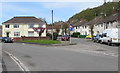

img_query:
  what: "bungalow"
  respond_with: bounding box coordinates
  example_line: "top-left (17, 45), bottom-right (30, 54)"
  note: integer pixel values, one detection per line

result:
top-left (47, 21), bottom-right (68, 35)
top-left (2, 16), bottom-right (46, 38)
top-left (47, 24), bottom-right (62, 35)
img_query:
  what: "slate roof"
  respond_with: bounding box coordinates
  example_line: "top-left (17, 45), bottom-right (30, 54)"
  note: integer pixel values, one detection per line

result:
top-left (2, 16), bottom-right (44, 24)
top-left (46, 25), bottom-right (61, 29)
top-left (85, 16), bottom-right (104, 26)
top-left (103, 13), bottom-right (119, 23)
top-left (74, 20), bottom-right (88, 26)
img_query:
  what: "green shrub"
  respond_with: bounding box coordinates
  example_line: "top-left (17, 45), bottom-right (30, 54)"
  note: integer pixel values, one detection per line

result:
top-left (72, 32), bottom-right (80, 37)
top-left (47, 32), bottom-right (58, 40)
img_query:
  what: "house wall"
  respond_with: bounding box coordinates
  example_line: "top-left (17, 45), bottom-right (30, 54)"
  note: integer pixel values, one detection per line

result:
top-left (0, 29), bottom-right (2, 37)
top-left (93, 21), bottom-right (119, 35)
top-left (73, 26), bottom-right (90, 35)
top-left (2, 23), bottom-right (46, 38)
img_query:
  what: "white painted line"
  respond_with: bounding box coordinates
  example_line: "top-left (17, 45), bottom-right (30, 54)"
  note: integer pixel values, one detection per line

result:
top-left (78, 50), bottom-right (118, 57)
top-left (3, 51), bottom-right (30, 72)
top-left (22, 43), bottom-right (26, 45)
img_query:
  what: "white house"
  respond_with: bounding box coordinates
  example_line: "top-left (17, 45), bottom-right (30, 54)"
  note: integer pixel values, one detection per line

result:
top-left (2, 16), bottom-right (47, 38)
top-left (73, 13), bottom-right (120, 36)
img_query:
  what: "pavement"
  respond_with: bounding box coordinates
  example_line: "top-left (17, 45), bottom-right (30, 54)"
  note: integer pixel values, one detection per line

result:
top-left (2, 38), bottom-right (118, 71)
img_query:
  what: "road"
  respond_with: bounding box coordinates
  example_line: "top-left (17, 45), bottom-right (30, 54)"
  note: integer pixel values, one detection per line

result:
top-left (2, 38), bottom-right (118, 71)
top-left (0, 43), bottom-right (2, 72)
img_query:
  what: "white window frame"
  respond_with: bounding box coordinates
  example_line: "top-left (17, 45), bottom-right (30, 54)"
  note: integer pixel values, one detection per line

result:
top-left (28, 24), bottom-right (34, 28)
top-left (39, 24), bottom-right (42, 27)
top-left (14, 32), bottom-right (20, 37)
top-left (28, 31), bottom-right (34, 37)
top-left (14, 24), bottom-right (19, 28)
top-left (5, 24), bottom-right (10, 28)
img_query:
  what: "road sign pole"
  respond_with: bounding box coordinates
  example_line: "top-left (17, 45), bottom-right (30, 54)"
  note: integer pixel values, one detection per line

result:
top-left (70, 31), bottom-right (71, 44)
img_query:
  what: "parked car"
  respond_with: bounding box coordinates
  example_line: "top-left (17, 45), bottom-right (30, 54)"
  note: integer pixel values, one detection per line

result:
top-left (61, 35), bottom-right (70, 41)
top-left (99, 28), bottom-right (120, 46)
top-left (93, 34), bottom-right (102, 43)
top-left (2, 37), bottom-right (13, 43)
top-left (86, 35), bottom-right (94, 39)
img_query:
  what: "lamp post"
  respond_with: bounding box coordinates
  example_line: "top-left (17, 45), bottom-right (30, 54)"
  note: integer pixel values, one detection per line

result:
top-left (52, 10), bottom-right (54, 40)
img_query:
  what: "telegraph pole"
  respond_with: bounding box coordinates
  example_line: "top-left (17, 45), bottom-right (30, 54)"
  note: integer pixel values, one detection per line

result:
top-left (52, 10), bottom-right (54, 40)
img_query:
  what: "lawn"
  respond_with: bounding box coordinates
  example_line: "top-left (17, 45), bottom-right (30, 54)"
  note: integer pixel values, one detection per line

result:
top-left (17, 40), bottom-right (61, 44)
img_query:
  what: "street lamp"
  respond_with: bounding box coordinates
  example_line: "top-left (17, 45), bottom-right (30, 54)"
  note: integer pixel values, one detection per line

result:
top-left (52, 10), bottom-right (54, 40)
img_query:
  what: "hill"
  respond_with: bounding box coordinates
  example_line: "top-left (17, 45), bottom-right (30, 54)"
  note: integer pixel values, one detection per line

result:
top-left (68, 2), bottom-right (120, 24)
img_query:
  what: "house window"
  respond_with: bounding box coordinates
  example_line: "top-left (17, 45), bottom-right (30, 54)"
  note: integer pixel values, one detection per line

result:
top-left (14, 24), bottom-right (19, 28)
top-left (101, 24), bottom-right (103, 27)
top-left (76, 27), bottom-right (77, 29)
top-left (28, 31), bottom-right (34, 37)
top-left (14, 32), bottom-right (20, 37)
top-left (5, 24), bottom-right (10, 28)
top-left (28, 24), bottom-right (34, 28)
top-left (84, 26), bottom-right (87, 29)
top-left (39, 24), bottom-right (42, 27)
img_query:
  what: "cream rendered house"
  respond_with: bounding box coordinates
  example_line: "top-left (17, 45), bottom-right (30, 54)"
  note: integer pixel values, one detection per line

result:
top-left (73, 20), bottom-right (89, 35)
top-left (93, 13), bottom-right (120, 35)
top-left (2, 16), bottom-right (46, 38)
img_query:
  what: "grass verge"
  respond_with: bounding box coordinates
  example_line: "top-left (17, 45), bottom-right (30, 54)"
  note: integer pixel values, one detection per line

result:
top-left (17, 40), bottom-right (61, 44)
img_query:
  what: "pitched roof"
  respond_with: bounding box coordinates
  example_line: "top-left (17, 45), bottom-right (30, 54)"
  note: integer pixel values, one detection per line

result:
top-left (74, 20), bottom-right (88, 26)
top-left (2, 16), bottom-right (44, 24)
top-left (85, 16), bottom-right (104, 26)
top-left (47, 25), bottom-right (61, 29)
top-left (103, 13), bottom-right (119, 23)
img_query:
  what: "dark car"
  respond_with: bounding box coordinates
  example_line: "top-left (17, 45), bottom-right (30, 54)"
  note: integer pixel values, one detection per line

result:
top-left (61, 35), bottom-right (70, 41)
top-left (2, 37), bottom-right (13, 43)
top-left (93, 34), bottom-right (102, 43)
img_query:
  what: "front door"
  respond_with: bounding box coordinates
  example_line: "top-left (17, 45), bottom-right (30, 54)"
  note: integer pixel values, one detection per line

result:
top-left (6, 32), bottom-right (10, 37)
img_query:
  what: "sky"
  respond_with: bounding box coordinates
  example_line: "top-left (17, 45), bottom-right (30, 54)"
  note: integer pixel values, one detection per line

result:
top-left (0, 2), bottom-right (106, 24)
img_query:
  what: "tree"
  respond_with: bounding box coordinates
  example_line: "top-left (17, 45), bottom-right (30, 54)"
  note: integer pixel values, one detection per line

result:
top-left (89, 24), bottom-right (94, 40)
top-left (56, 29), bottom-right (60, 34)
top-left (62, 22), bottom-right (69, 35)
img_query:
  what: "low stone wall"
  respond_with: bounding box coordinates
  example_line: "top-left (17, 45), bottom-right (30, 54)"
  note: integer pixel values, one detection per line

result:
top-left (13, 37), bottom-right (50, 41)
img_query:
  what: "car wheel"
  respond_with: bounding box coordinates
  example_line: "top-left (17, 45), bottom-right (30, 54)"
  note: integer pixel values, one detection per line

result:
top-left (4, 41), bottom-right (6, 43)
top-left (97, 40), bottom-right (100, 43)
top-left (108, 41), bottom-right (112, 46)
top-left (93, 40), bottom-right (96, 42)
top-left (100, 40), bottom-right (103, 44)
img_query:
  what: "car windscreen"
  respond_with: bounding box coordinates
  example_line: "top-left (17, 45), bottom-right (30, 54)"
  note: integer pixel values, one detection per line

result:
top-left (2, 37), bottom-right (10, 39)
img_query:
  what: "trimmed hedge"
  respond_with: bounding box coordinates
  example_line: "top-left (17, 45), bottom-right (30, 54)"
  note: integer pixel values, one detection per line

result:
top-left (47, 32), bottom-right (58, 40)
top-left (71, 32), bottom-right (80, 37)
top-left (79, 35), bottom-right (87, 38)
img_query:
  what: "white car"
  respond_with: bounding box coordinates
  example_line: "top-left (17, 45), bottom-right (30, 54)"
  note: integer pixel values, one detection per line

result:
top-left (99, 28), bottom-right (120, 46)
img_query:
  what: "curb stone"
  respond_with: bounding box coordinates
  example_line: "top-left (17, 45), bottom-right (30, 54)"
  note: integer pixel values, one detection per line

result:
top-left (15, 42), bottom-right (77, 46)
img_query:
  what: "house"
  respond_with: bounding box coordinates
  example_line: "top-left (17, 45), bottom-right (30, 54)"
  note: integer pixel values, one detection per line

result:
top-left (73, 20), bottom-right (89, 35)
top-left (93, 13), bottom-right (120, 35)
top-left (47, 24), bottom-right (62, 35)
top-left (73, 13), bottom-right (120, 36)
top-left (0, 25), bottom-right (2, 37)
top-left (47, 21), bottom-right (67, 35)
top-left (2, 16), bottom-right (46, 38)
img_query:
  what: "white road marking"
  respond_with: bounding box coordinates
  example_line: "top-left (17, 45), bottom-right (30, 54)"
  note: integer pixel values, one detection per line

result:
top-left (3, 51), bottom-right (30, 72)
top-left (22, 43), bottom-right (26, 45)
top-left (68, 48), bottom-right (118, 57)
